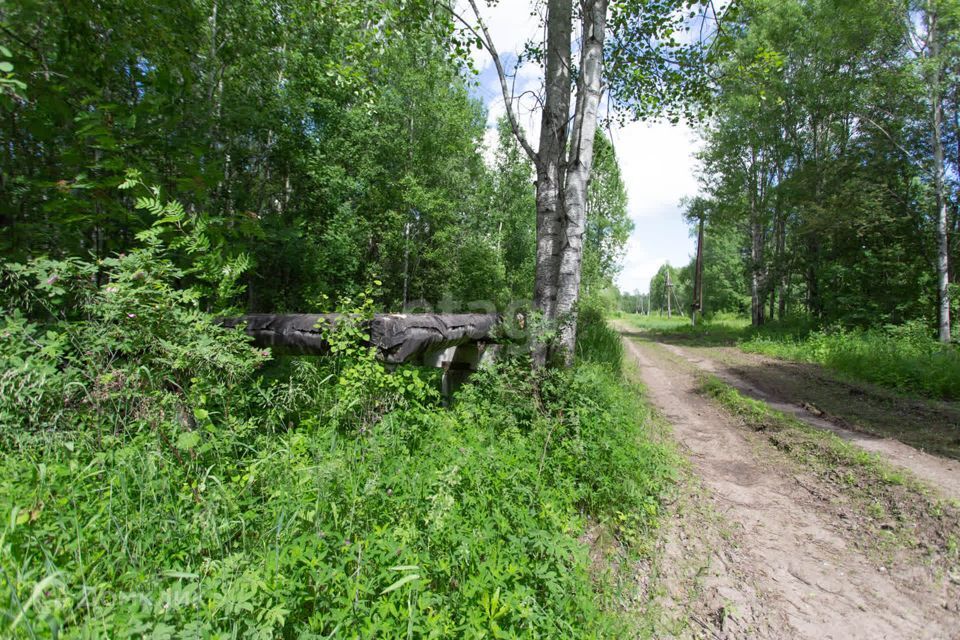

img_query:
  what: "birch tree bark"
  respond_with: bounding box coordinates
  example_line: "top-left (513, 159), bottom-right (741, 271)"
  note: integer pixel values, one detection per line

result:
top-left (749, 162), bottom-right (765, 327)
top-left (532, 0), bottom-right (572, 366)
top-left (554, 0), bottom-right (609, 364)
top-left (462, 0), bottom-right (710, 366)
top-left (928, 2), bottom-right (952, 342)
top-left (464, 0), bottom-right (576, 366)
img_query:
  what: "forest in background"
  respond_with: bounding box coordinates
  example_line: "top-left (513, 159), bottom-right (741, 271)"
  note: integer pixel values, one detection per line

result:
top-left (627, 0), bottom-right (960, 340)
top-left (0, 1), bottom-right (678, 636)
top-left (4, 0), bottom-right (960, 636)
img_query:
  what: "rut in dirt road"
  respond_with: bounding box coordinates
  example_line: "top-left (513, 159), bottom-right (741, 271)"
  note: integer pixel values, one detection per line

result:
top-left (623, 335), bottom-right (960, 639)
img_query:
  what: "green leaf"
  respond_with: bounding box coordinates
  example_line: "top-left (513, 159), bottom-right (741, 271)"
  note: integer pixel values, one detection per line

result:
top-left (380, 573), bottom-right (420, 595)
top-left (162, 570), bottom-right (199, 579)
top-left (175, 431), bottom-right (200, 450)
top-left (0, 62), bottom-right (13, 73)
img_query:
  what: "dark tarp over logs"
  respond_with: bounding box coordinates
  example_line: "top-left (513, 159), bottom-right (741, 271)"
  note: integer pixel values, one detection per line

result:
top-left (219, 313), bottom-right (502, 365)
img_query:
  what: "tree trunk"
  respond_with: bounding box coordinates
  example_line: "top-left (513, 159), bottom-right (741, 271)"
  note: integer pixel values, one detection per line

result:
top-left (554, 0), bottom-right (608, 364)
top-left (750, 225), bottom-right (764, 327)
top-left (692, 215), bottom-right (705, 322)
top-left (749, 150), bottom-right (765, 327)
top-left (773, 171), bottom-right (787, 321)
top-left (666, 270), bottom-right (673, 318)
top-left (531, 0), bottom-right (573, 366)
top-left (929, 3), bottom-right (951, 342)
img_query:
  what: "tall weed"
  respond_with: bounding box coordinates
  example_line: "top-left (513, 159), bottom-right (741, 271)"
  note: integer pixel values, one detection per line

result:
top-left (741, 321), bottom-right (960, 400)
top-left (576, 298), bottom-right (624, 371)
top-left (0, 184), bottom-right (673, 636)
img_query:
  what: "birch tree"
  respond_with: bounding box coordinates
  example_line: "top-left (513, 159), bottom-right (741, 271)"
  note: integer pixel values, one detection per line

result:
top-left (908, 0), bottom-right (960, 342)
top-left (462, 0), bottom-right (724, 365)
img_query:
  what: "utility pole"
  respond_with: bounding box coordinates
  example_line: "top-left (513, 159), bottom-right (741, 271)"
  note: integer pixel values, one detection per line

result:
top-left (666, 270), bottom-right (673, 319)
top-left (692, 214), bottom-right (705, 326)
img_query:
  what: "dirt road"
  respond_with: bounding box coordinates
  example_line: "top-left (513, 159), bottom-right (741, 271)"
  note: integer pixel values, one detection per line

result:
top-left (621, 330), bottom-right (960, 639)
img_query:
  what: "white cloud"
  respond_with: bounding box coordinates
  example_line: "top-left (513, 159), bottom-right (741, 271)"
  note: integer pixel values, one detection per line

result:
top-left (458, 0), bottom-right (541, 74)
top-left (611, 121), bottom-right (703, 292)
top-left (611, 122), bottom-right (701, 218)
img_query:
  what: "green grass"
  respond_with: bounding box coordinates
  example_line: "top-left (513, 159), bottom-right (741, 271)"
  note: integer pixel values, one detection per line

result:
top-left (623, 313), bottom-right (960, 401)
top-left (577, 304), bottom-right (625, 370)
top-left (620, 313), bottom-right (753, 346)
top-left (701, 375), bottom-right (960, 566)
top-left (0, 315), bottom-right (674, 637)
top-left (740, 324), bottom-right (960, 400)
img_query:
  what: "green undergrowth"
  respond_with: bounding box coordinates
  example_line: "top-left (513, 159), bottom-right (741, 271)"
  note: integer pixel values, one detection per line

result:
top-left (740, 323), bottom-right (960, 401)
top-left (624, 313), bottom-right (960, 401)
top-left (576, 303), bottom-right (625, 371)
top-left (700, 375), bottom-right (960, 568)
top-left (1, 359), bottom-right (673, 638)
top-left (0, 188), bottom-right (674, 637)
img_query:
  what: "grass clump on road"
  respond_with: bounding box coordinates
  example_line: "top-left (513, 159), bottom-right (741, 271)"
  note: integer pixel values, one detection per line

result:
top-left (700, 375), bottom-right (960, 570)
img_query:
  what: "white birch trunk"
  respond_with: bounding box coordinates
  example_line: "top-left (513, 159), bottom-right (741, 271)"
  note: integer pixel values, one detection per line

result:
top-left (554, 0), bottom-right (608, 364)
top-left (929, 3), bottom-right (951, 342)
top-left (531, 0), bottom-right (572, 366)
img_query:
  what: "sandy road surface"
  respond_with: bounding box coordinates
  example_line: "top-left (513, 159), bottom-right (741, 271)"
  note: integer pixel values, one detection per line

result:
top-left (621, 331), bottom-right (959, 639)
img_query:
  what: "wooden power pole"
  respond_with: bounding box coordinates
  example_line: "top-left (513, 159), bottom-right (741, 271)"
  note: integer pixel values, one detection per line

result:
top-left (692, 215), bottom-right (705, 326)
top-left (666, 270), bottom-right (673, 318)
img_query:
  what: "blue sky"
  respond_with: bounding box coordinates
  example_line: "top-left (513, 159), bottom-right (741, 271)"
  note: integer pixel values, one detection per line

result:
top-left (462, 1), bottom-right (701, 294)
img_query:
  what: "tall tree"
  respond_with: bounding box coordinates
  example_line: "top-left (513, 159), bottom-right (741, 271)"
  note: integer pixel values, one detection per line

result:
top-left (583, 130), bottom-right (632, 292)
top-left (908, 0), bottom-right (960, 341)
top-left (462, 0), bottom-right (723, 364)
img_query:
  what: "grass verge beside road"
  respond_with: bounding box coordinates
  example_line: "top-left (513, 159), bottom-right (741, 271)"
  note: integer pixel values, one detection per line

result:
top-left (622, 314), bottom-right (960, 401)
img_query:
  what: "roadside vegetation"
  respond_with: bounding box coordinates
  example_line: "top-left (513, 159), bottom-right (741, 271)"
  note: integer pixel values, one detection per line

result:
top-left (619, 0), bottom-right (960, 400)
top-left (0, 192), bottom-right (673, 637)
top-left (0, 0), bottom-right (698, 635)
top-left (622, 314), bottom-right (960, 401)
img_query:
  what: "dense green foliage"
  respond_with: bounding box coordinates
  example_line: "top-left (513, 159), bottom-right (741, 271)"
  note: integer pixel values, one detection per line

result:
top-left (741, 322), bottom-right (960, 400)
top-left (0, 2), bottom-right (658, 633)
top-left (643, 0), bottom-right (960, 338)
top-left (0, 189), bottom-right (672, 637)
top-left (0, 0), bottom-right (632, 312)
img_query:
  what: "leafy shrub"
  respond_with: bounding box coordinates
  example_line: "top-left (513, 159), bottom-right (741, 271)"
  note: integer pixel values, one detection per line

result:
top-left (0, 183), bottom-right (264, 443)
top-left (0, 184), bottom-right (674, 637)
top-left (0, 360), bottom-right (672, 637)
top-left (576, 298), bottom-right (624, 371)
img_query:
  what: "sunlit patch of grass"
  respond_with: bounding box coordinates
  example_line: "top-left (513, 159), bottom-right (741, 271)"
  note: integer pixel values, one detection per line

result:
top-left (740, 322), bottom-right (960, 400)
top-left (625, 313), bottom-right (960, 400)
top-left (0, 328), bottom-right (677, 638)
